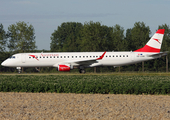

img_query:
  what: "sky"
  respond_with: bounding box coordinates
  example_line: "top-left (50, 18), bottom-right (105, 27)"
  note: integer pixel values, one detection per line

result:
top-left (0, 0), bottom-right (170, 50)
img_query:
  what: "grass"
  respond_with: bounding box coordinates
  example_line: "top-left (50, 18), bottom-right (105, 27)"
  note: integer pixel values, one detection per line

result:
top-left (0, 73), bottom-right (170, 94)
top-left (1, 72), bottom-right (170, 76)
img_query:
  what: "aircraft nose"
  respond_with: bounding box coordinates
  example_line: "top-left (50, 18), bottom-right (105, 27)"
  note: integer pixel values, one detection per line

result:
top-left (1, 61), bottom-right (6, 66)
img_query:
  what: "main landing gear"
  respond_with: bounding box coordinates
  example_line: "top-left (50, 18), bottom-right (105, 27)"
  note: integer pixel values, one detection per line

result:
top-left (79, 69), bottom-right (86, 73)
top-left (79, 66), bottom-right (86, 73)
top-left (35, 67), bottom-right (40, 72)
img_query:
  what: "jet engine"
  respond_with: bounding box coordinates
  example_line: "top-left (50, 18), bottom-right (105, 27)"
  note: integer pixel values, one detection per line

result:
top-left (57, 64), bottom-right (73, 71)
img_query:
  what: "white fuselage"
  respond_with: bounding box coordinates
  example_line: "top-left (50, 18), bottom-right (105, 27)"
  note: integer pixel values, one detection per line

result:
top-left (1, 51), bottom-right (159, 68)
top-left (1, 29), bottom-right (165, 72)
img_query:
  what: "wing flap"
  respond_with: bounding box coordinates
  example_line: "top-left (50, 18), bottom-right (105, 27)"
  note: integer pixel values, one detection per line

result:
top-left (53, 51), bottom-right (106, 67)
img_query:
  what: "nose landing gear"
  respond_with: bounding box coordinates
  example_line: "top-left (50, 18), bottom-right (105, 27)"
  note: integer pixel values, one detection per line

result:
top-left (79, 66), bottom-right (86, 73)
top-left (16, 67), bottom-right (21, 73)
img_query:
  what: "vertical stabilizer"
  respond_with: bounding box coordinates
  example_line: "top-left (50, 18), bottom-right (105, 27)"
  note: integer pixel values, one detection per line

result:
top-left (134, 29), bottom-right (165, 53)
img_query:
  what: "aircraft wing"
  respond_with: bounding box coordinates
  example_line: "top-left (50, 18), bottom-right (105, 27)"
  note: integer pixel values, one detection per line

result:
top-left (53, 51), bottom-right (106, 67)
top-left (148, 51), bottom-right (168, 57)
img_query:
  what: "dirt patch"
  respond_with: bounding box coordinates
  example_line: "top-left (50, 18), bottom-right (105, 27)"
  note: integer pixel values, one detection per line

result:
top-left (0, 93), bottom-right (170, 120)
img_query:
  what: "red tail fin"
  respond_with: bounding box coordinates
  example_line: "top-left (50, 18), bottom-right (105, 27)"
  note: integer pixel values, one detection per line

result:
top-left (134, 29), bottom-right (165, 53)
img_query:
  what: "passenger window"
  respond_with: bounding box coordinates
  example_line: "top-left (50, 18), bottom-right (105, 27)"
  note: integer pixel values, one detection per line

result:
top-left (64, 56), bottom-right (66, 58)
top-left (86, 56), bottom-right (88, 58)
top-left (127, 55), bottom-right (128, 57)
top-left (79, 56), bottom-right (81, 58)
top-left (120, 55), bottom-right (121, 57)
top-left (68, 56), bottom-right (69, 58)
top-left (72, 56), bottom-right (74, 58)
top-left (116, 55), bottom-right (118, 57)
top-left (60, 56), bottom-right (62, 58)
top-left (109, 55), bottom-right (111, 57)
top-left (113, 55), bottom-right (114, 57)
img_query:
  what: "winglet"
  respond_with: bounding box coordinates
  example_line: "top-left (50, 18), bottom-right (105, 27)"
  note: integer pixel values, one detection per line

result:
top-left (97, 51), bottom-right (106, 60)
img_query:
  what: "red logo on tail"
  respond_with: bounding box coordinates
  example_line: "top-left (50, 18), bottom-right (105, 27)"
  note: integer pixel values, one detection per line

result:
top-left (153, 38), bottom-right (161, 44)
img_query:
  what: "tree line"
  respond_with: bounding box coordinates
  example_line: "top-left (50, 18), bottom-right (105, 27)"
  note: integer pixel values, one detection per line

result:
top-left (0, 21), bottom-right (170, 73)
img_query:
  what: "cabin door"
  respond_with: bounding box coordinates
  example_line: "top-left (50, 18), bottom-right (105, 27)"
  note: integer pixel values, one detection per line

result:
top-left (131, 52), bottom-right (135, 61)
top-left (21, 54), bottom-right (26, 63)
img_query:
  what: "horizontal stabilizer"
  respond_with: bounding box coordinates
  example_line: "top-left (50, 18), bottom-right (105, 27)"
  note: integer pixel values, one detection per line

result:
top-left (148, 51), bottom-right (168, 57)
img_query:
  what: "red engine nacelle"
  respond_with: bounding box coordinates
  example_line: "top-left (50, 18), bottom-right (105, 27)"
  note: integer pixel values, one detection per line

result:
top-left (58, 64), bottom-right (71, 71)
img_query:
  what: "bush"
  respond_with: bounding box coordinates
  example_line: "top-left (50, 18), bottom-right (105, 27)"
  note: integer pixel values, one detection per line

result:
top-left (0, 75), bottom-right (170, 95)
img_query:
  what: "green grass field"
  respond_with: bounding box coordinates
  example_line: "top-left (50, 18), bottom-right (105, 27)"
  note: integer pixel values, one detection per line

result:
top-left (1, 72), bottom-right (170, 76)
top-left (0, 73), bottom-right (170, 94)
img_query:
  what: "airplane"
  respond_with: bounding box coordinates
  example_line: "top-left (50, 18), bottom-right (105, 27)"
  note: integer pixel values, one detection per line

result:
top-left (1, 29), bottom-right (167, 73)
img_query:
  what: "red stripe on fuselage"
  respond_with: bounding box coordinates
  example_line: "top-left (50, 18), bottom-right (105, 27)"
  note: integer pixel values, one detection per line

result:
top-left (134, 45), bottom-right (160, 53)
top-left (29, 55), bottom-right (39, 61)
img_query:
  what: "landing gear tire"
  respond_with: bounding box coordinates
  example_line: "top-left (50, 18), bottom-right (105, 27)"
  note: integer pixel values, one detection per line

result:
top-left (35, 67), bottom-right (40, 72)
top-left (16, 67), bottom-right (21, 74)
top-left (79, 69), bottom-right (86, 74)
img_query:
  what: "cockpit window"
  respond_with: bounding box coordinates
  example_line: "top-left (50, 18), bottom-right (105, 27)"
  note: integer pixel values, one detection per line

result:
top-left (9, 56), bottom-right (16, 59)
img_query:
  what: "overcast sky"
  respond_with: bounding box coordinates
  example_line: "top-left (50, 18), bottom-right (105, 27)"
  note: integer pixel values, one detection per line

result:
top-left (0, 0), bottom-right (170, 50)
